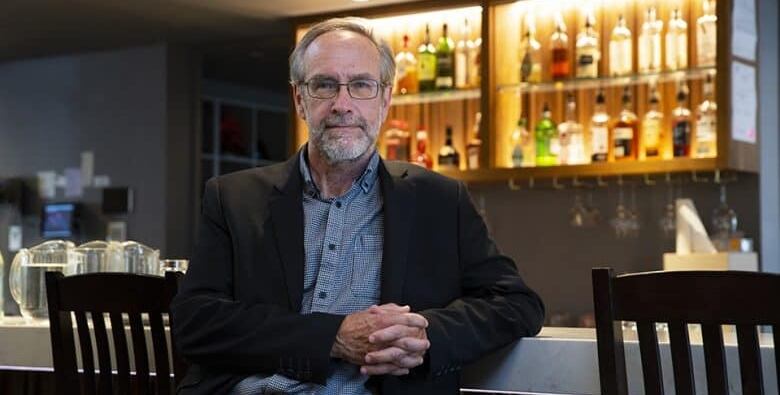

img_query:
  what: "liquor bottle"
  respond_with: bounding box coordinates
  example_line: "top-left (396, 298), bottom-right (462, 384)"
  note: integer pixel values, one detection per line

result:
top-left (609, 14), bottom-right (633, 76)
top-left (591, 89), bottom-right (610, 162)
top-left (520, 16), bottom-right (542, 83)
top-left (666, 9), bottom-right (688, 70)
top-left (551, 13), bottom-right (570, 80)
top-left (511, 117), bottom-right (528, 168)
top-left (394, 34), bottom-right (419, 95)
top-left (697, 0), bottom-right (718, 67)
top-left (558, 93), bottom-right (586, 165)
top-left (695, 74), bottom-right (718, 157)
top-left (642, 86), bottom-right (664, 158)
top-left (613, 87), bottom-right (638, 160)
top-left (466, 112), bottom-right (482, 170)
top-left (438, 126), bottom-right (460, 170)
top-left (418, 25), bottom-right (437, 92)
top-left (672, 84), bottom-right (693, 157)
top-left (576, 12), bottom-right (600, 78)
top-left (383, 120), bottom-right (411, 161)
top-left (639, 7), bottom-right (663, 73)
top-left (413, 129), bottom-right (433, 169)
top-left (435, 23), bottom-right (455, 90)
top-left (455, 18), bottom-right (474, 89)
top-left (468, 34), bottom-right (482, 88)
top-left (535, 103), bottom-right (558, 166)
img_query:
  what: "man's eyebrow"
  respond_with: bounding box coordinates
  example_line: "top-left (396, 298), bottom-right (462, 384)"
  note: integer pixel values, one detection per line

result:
top-left (307, 73), bottom-right (377, 81)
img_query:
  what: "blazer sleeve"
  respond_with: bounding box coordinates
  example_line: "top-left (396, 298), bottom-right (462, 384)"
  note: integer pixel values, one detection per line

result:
top-left (170, 177), bottom-right (344, 384)
top-left (417, 181), bottom-right (545, 377)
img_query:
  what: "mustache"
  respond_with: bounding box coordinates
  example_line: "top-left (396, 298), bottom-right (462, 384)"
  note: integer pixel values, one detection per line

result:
top-left (320, 114), bottom-right (367, 130)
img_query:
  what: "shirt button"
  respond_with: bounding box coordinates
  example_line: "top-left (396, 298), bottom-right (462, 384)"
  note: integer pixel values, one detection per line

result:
top-left (318, 291), bottom-right (327, 299)
top-left (328, 243), bottom-right (336, 250)
top-left (335, 201), bottom-right (342, 208)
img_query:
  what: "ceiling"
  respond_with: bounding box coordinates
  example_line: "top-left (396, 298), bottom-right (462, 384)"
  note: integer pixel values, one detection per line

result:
top-left (0, 0), bottom-right (418, 91)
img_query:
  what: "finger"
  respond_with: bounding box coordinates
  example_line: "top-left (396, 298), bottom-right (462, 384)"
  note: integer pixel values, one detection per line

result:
top-left (368, 304), bottom-right (410, 314)
top-left (360, 363), bottom-right (408, 376)
top-left (394, 354), bottom-right (425, 369)
top-left (364, 346), bottom-right (406, 364)
top-left (369, 324), bottom-right (423, 344)
top-left (391, 337), bottom-right (430, 353)
top-left (376, 313), bottom-right (428, 330)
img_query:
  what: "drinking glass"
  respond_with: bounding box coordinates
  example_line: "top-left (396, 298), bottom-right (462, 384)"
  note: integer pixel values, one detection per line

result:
top-left (159, 259), bottom-right (189, 275)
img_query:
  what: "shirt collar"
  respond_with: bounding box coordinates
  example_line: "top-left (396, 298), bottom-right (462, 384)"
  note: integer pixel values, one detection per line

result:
top-left (299, 145), bottom-right (381, 199)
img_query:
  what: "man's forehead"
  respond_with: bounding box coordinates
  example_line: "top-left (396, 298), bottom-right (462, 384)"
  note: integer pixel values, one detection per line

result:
top-left (302, 30), bottom-right (381, 79)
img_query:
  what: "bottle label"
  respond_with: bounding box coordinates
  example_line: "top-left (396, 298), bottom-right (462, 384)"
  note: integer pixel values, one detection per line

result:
top-left (436, 54), bottom-right (454, 87)
top-left (467, 148), bottom-right (479, 170)
top-left (455, 51), bottom-right (468, 88)
top-left (418, 54), bottom-right (437, 81)
top-left (614, 127), bottom-right (633, 139)
top-left (697, 28), bottom-right (717, 66)
top-left (591, 126), bottom-right (608, 155)
top-left (643, 120), bottom-right (661, 147)
top-left (696, 116), bottom-right (717, 141)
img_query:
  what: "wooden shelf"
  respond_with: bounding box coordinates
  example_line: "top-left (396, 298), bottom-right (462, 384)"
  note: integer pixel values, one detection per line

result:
top-left (391, 88), bottom-right (480, 105)
top-left (438, 158), bottom-right (720, 183)
top-left (497, 67), bottom-right (717, 95)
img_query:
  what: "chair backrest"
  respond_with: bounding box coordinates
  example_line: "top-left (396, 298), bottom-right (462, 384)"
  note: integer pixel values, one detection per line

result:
top-left (46, 271), bottom-right (185, 395)
top-left (592, 267), bottom-right (780, 395)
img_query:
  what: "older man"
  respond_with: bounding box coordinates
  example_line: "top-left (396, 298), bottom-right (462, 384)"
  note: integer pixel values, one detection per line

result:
top-left (171, 18), bottom-right (544, 395)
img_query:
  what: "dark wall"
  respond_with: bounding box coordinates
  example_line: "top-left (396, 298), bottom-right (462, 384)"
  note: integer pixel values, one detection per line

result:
top-left (471, 174), bottom-right (759, 326)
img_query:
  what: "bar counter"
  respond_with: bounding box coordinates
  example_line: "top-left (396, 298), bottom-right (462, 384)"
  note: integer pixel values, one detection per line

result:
top-left (0, 318), bottom-right (775, 394)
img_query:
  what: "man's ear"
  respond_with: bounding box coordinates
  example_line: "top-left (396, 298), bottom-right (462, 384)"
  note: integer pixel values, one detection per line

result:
top-left (292, 84), bottom-right (306, 120)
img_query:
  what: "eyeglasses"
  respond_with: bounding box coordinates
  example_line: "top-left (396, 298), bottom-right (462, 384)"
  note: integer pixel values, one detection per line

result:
top-left (301, 78), bottom-right (383, 100)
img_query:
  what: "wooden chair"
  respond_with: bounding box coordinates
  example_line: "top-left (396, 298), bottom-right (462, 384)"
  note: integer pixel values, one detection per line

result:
top-left (45, 271), bottom-right (185, 395)
top-left (592, 267), bottom-right (780, 395)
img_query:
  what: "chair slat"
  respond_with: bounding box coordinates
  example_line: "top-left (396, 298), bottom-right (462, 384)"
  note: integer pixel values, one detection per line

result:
top-left (701, 324), bottom-right (728, 395)
top-left (150, 312), bottom-right (172, 395)
top-left (592, 268), bottom-right (628, 395)
top-left (636, 321), bottom-right (664, 395)
top-left (775, 325), bottom-right (780, 393)
top-left (74, 311), bottom-right (97, 395)
top-left (129, 312), bottom-right (151, 393)
top-left (668, 322), bottom-right (695, 395)
top-left (109, 312), bottom-right (131, 394)
top-left (736, 324), bottom-right (764, 395)
top-left (90, 311), bottom-right (114, 394)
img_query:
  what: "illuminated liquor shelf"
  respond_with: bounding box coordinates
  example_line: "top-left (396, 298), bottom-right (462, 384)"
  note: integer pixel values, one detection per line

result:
top-left (391, 88), bottom-right (480, 106)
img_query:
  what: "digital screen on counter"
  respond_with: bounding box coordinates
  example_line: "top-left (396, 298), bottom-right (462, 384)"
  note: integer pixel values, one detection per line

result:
top-left (41, 203), bottom-right (78, 238)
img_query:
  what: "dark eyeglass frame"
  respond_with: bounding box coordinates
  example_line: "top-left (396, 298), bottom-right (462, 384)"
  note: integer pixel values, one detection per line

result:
top-left (300, 78), bottom-right (385, 100)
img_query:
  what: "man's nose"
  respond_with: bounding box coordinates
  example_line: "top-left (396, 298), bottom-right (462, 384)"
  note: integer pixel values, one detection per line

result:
top-left (331, 85), bottom-right (353, 113)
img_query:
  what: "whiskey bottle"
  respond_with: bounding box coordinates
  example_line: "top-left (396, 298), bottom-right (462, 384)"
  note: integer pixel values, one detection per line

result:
top-left (697, 0), bottom-right (718, 67)
top-left (418, 25), bottom-right (437, 92)
top-left (642, 86), bottom-right (664, 158)
top-left (413, 129), bottom-right (433, 169)
top-left (438, 126), bottom-right (460, 170)
top-left (639, 7), bottom-right (663, 73)
top-left (520, 16), bottom-right (542, 83)
top-left (576, 12), bottom-right (600, 78)
top-left (466, 112), bottom-right (482, 170)
top-left (613, 87), bottom-right (638, 160)
top-left (558, 93), bottom-right (586, 165)
top-left (551, 13), bottom-right (570, 80)
top-left (435, 23), bottom-right (455, 90)
top-left (394, 34), bottom-right (419, 95)
top-left (672, 84), bottom-right (693, 157)
top-left (383, 120), bottom-right (411, 161)
top-left (695, 74), bottom-right (718, 157)
top-left (591, 89), bottom-right (610, 162)
top-left (535, 103), bottom-right (558, 166)
top-left (666, 9), bottom-right (688, 70)
top-left (609, 14), bottom-right (633, 76)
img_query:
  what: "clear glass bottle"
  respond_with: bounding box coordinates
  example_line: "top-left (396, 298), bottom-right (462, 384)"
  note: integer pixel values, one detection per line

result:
top-left (591, 89), bottom-right (610, 162)
top-left (466, 112), bottom-right (482, 170)
top-left (697, 0), bottom-right (718, 67)
top-left (672, 84), bottom-right (693, 157)
top-left (468, 32), bottom-right (482, 88)
top-left (696, 74), bottom-right (718, 157)
top-left (520, 15), bottom-right (542, 83)
top-left (558, 93), bottom-right (586, 165)
top-left (609, 14), bottom-right (633, 77)
top-left (511, 118), bottom-right (525, 168)
top-left (666, 9), bottom-right (689, 70)
top-left (613, 87), bottom-right (638, 160)
top-left (435, 23), bottom-right (455, 90)
top-left (413, 129), bottom-right (433, 169)
top-left (438, 125), bottom-right (460, 170)
top-left (455, 18), bottom-right (474, 89)
top-left (551, 13), bottom-right (570, 80)
top-left (639, 7), bottom-right (663, 73)
top-left (418, 25), bottom-right (437, 92)
top-left (642, 86), bottom-right (664, 158)
top-left (535, 103), bottom-right (558, 166)
top-left (394, 34), bottom-right (419, 95)
top-left (576, 12), bottom-right (600, 78)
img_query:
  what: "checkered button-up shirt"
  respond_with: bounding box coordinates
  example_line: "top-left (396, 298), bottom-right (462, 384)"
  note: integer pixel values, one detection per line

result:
top-left (232, 150), bottom-right (383, 395)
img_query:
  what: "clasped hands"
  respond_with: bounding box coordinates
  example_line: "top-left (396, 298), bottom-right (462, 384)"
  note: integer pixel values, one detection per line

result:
top-left (331, 303), bottom-right (430, 376)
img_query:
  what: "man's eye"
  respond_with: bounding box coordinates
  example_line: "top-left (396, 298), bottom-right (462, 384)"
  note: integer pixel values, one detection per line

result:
top-left (313, 80), bottom-right (338, 90)
top-left (351, 80), bottom-right (372, 89)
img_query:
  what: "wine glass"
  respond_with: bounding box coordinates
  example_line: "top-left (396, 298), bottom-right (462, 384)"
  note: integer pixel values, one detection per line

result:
top-left (611, 180), bottom-right (631, 238)
top-left (658, 179), bottom-right (676, 237)
top-left (711, 184), bottom-right (738, 250)
top-left (570, 191), bottom-right (589, 228)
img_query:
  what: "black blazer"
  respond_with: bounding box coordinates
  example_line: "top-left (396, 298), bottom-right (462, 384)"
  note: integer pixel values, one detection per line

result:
top-left (171, 154), bottom-right (544, 394)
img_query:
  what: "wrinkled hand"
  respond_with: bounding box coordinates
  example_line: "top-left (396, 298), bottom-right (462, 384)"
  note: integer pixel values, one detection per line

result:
top-left (331, 304), bottom-right (428, 371)
top-left (360, 304), bottom-right (430, 376)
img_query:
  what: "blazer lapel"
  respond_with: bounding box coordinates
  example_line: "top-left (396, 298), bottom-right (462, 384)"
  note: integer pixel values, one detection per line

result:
top-left (268, 155), bottom-right (305, 311)
top-left (379, 163), bottom-right (416, 304)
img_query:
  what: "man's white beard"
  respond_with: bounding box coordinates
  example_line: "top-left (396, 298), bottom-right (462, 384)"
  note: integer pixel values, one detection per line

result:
top-left (309, 114), bottom-right (378, 164)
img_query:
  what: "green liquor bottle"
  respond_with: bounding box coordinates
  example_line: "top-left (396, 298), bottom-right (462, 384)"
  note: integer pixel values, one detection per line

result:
top-left (535, 103), bottom-right (558, 166)
top-left (418, 24), bottom-right (437, 92)
top-left (435, 23), bottom-right (455, 90)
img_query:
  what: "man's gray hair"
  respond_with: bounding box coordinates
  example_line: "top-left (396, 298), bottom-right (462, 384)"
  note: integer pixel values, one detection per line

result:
top-left (289, 17), bottom-right (396, 87)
